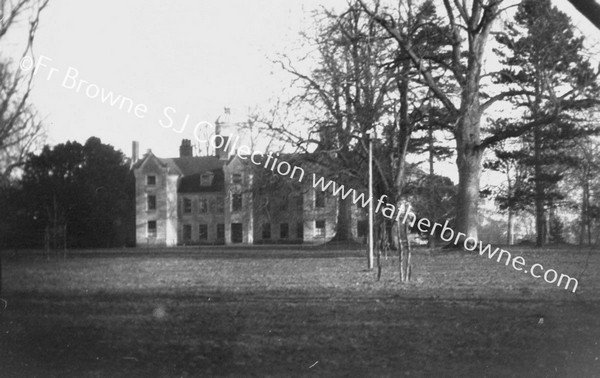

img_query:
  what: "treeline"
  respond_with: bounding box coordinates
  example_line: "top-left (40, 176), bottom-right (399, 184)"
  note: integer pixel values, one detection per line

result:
top-left (0, 137), bottom-right (135, 249)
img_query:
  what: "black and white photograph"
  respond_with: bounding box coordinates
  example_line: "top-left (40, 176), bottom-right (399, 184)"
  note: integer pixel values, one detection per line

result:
top-left (1, 0), bottom-right (600, 376)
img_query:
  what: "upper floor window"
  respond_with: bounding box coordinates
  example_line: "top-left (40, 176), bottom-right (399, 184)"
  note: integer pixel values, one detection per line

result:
top-left (199, 198), bottom-right (208, 213)
top-left (200, 172), bottom-right (213, 187)
top-left (147, 175), bottom-right (156, 186)
top-left (315, 191), bottom-right (325, 208)
top-left (232, 193), bottom-right (243, 212)
top-left (232, 173), bottom-right (243, 185)
top-left (216, 196), bottom-right (224, 213)
top-left (183, 198), bottom-right (192, 213)
top-left (295, 194), bottom-right (304, 211)
top-left (147, 195), bottom-right (156, 211)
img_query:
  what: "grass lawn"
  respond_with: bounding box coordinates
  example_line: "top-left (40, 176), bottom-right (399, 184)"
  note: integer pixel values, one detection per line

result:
top-left (1, 246), bottom-right (599, 377)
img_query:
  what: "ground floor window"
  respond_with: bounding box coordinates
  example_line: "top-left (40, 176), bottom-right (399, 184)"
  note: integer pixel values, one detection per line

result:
top-left (183, 224), bottom-right (192, 242)
top-left (357, 220), bottom-right (368, 238)
top-left (199, 224), bottom-right (208, 240)
top-left (217, 224), bottom-right (225, 240)
top-left (315, 220), bottom-right (326, 237)
top-left (147, 220), bottom-right (157, 237)
top-left (280, 223), bottom-right (289, 239)
top-left (296, 222), bottom-right (304, 240)
top-left (262, 223), bottom-right (271, 240)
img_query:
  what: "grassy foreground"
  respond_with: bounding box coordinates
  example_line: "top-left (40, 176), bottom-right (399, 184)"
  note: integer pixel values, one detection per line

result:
top-left (1, 246), bottom-right (599, 377)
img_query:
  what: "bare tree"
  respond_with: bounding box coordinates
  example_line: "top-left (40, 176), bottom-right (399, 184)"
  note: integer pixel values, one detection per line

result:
top-left (0, 0), bottom-right (49, 185)
top-left (360, 0), bottom-right (598, 242)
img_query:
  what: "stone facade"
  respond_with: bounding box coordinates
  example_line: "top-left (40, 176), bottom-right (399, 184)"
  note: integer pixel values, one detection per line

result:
top-left (132, 112), bottom-right (367, 246)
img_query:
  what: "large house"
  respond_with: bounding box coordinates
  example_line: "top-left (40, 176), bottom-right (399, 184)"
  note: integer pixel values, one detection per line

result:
top-left (132, 112), bottom-right (366, 246)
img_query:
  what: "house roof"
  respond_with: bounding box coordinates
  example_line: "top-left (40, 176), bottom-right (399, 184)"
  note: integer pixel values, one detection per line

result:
top-left (133, 153), bottom-right (227, 193)
top-left (178, 167), bottom-right (225, 193)
top-left (172, 156), bottom-right (226, 193)
top-left (170, 156), bottom-right (225, 176)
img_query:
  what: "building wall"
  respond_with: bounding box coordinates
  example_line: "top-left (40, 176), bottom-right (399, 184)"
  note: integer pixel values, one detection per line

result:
top-left (223, 157), bottom-right (254, 244)
top-left (177, 192), bottom-right (226, 244)
top-left (134, 155), bottom-right (178, 247)
top-left (133, 151), bottom-right (366, 247)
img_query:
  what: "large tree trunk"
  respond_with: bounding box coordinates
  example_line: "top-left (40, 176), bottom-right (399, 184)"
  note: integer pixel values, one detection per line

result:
top-left (333, 196), bottom-right (352, 241)
top-left (454, 103), bottom-right (483, 241)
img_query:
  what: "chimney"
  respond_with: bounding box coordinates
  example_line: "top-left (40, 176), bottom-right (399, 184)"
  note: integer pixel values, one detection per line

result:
top-left (216, 136), bottom-right (230, 161)
top-left (132, 141), bottom-right (139, 163)
top-left (179, 139), bottom-right (193, 157)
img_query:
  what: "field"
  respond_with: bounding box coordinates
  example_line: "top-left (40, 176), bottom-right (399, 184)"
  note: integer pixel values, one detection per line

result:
top-left (1, 245), bottom-right (599, 377)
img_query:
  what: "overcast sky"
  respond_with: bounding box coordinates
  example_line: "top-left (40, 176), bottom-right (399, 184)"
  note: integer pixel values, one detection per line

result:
top-left (4, 0), bottom-right (600, 160)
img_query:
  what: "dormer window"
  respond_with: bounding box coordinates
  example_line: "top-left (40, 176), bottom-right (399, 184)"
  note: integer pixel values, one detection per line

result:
top-left (200, 172), bottom-right (214, 187)
top-left (147, 175), bottom-right (156, 186)
top-left (232, 173), bottom-right (242, 184)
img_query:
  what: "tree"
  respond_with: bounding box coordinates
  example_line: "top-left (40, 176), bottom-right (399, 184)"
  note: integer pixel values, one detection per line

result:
top-left (9, 137), bottom-right (134, 249)
top-left (482, 141), bottom-right (531, 245)
top-left (360, 0), bottom-right (598, 242)
top-left (494, 0), bottom-right (599, 246)
top-left (567, 134), bottom-right (600, 245)
top-left (274, 2), bottom-right (395, 242)
top-left (0, 0), bottom-right (49, 185)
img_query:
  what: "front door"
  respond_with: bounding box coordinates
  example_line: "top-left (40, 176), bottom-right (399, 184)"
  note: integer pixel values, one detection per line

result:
top-left (231, 223), bottom-right (243, 243)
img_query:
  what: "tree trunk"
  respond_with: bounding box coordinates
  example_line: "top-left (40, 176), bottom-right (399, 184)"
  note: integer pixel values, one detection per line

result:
top-left (428, 108), bottom-right (436, 248)
top-left (507, 208), bottom-right (514, 246)
top-left (507, 169), bottom-right (514, 246)
top-left (455, 108), bottom-right (483, 241)
top-left (332, 196), bottom-right (352, 241)
top-left (534, 126), bottom-right (545, 247)
top-left (454, 33), bottom-right (486, 242)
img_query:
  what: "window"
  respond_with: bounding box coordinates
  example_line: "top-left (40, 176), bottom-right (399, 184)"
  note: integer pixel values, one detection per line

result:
top-left (315, 191), bottom-right (325, 208)
top-left (200, 172), bottom-right (213, 186)
top-left (232, 193), bottom-right (242, 212)
top-left (280, 223), bottom-right (289, 239)
top-left (280, 199), bottom-right (288, 211)
top-left (295, 194), bottom-right (304, 211)
top-left (183, 224), bottom-right (192, 241)
top-left (232, 173), bottom-right (243, 184)
top-left (199, 198), bottom-right (208, 213)
top-left (216, 196), bottom-right (224, 213)
top-left (315, 220), bottom-right (326, 237)
top-left (216, 224), bottom-right (225, 240)
top-left (262, 223), bottom-right (271, 239)
top-left (183, 198), bottom-right (192, 213)
top-left (199, 224), bottom-right (208, 240)
top-left (147, 175), bottom-right (156, 186)
top-left (357, 220), bottom-right (368, 238)
top-left (147, 195), bottom-right (156, 211)
top-left (296, 222), bottom-right (304, 239)
top-left (147, 220), bottom-right (157, 237)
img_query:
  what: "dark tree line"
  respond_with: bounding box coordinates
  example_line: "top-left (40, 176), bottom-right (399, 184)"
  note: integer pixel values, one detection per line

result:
top-left (0, 137), bottom-right (135, 249)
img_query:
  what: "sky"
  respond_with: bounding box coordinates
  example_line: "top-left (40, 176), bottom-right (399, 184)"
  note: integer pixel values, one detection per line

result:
top-left (2, 0), bottom-right (600, 163)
